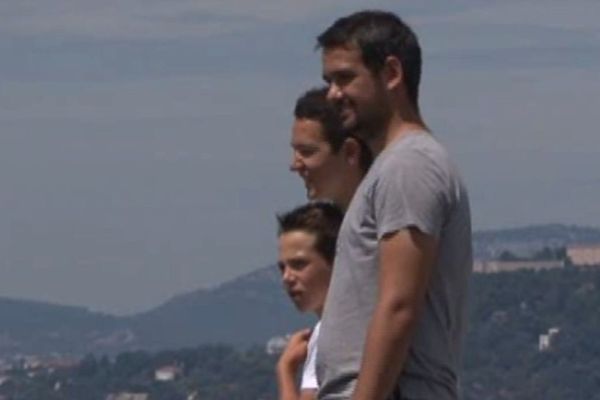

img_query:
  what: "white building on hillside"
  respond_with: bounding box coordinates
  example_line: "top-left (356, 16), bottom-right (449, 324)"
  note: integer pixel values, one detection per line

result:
top-left (473, 259), bottom-right (564, 274)
top-left (155, 365), bottom-right (182, 382)
top-left (567, 244), bottom-right (600, 266)
top-left (539, 327), bottom-right (560, 352)
top-left (266, 335), bottom-right (289, 355)
top-left (105, 393), bottom-right (149, 400)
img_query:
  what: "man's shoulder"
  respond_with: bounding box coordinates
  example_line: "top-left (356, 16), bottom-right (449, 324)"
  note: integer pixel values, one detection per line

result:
top-left (373, 134), bottom-right (453, 181)
top-left (368, 132), bottom-right (468, 215)
top-left (376, 133), bottom-right (445, 169)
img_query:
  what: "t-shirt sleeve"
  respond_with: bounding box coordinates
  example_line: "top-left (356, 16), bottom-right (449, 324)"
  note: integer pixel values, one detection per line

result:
top-left (374, 149), bottom-right (447, 240)
top-left (300, 323), bottom-right (320, 390)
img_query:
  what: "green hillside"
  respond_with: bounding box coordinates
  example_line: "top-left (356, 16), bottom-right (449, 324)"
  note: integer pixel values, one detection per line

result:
top-left (1, 223), bottom-right (599, 356)
top-left (3, 267), bottom-right (600, 399)
top-left (464, 267), bottom-right (600, 400)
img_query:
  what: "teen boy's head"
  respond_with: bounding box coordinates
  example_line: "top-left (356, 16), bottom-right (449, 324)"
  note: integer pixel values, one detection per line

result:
top-left (277, 201), bottom-right (343, 317)
top-left (290, 87), bottom-right (371, 210)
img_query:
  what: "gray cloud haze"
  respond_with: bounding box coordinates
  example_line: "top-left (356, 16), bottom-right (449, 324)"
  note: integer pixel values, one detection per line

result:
top-left (1, 1), bottom-right (598, 313)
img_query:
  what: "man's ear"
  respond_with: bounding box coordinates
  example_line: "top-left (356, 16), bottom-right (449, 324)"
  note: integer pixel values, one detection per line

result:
top-left (341, 137), bottom-right (361, 167)
top-left (382, 56), bottom-right (403, 91)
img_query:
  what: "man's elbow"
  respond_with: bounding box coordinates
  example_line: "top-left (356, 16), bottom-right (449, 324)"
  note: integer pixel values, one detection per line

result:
top-left (378, 297), bottom-right (421, 331)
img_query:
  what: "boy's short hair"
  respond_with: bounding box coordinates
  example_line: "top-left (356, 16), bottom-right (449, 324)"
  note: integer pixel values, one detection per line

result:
top-left (294, 87), bottom-right (345, 152)
top-left (294, 87), bottom-right (373, 173)
top-left (277, 201), bottom-right (344, 265)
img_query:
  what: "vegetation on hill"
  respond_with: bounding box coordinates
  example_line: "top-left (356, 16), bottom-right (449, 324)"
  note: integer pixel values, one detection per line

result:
top-left (0, 346), bottom-right (277, 400)
top-left (1, 224), bottom-right (598, 356)
top-left (0, 297), bottom-right (123, 356)
top-left (473, 224), bottom-right (600, 260)
top-left (2, 267), bottom-right (600, 399)
top-left (0, 265), bottom-right (312, 356)
top-left (130, 265), bottom-right (313, 349)
top-left (463, 267), bottom-right (600, 400)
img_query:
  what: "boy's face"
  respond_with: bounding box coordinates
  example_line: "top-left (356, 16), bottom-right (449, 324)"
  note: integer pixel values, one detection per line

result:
top-left (277, 230), bottom-right (332, 316)
top-left (290, 118), bottom-right (348, 203)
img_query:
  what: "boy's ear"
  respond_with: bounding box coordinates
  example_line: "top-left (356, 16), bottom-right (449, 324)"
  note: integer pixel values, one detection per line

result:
top-left (342, 137), bottom-right (361, 166)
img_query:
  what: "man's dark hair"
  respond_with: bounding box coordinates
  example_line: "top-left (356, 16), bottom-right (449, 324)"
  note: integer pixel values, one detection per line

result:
top-left (294, 87), bottom-right (373, 173)
top-left (317, 10), bottom-right (422, 109)
top-left (277, 201), bottom-right (344, 265)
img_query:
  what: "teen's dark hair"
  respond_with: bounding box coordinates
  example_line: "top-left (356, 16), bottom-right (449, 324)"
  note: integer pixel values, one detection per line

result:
top-left (277, 201), bottom-right (344, 265)
top-left (294, 87), bottom-right (373, 173)
top-left (294, 87), bottom-right (346, 152)
top-left (317, 10), bottom-right (422, 109)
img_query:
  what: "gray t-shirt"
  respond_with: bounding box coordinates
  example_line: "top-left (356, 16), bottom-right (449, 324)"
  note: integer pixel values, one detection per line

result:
top-left (316, 132), bottom-right (472, 400)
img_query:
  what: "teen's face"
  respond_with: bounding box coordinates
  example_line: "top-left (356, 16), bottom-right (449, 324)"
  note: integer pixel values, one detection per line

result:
top-left (322, 46), bottom-right (388, 136)
top-left (278, 231), bottom-right (332, 315)
top-left (290, 118), bottom-right (348, 202)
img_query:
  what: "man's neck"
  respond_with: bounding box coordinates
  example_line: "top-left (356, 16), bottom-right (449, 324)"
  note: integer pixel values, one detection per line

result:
top-left (336, 171), bottom-right (362, 212)
top-left (369, 113), bottom-right (427, 157)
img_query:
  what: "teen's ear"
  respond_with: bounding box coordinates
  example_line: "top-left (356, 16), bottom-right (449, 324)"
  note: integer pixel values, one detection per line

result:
top-left (382, 55), bottom-right (403, 91)
top-left (341, 137), bottom-right (361, 167)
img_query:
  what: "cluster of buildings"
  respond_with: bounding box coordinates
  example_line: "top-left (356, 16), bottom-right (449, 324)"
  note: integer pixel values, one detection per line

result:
top-left (0, 353), bottom-right (79, 376)
top-left (105, 362), bottom-right (195, 399)
top-left (0, 353), bottom-right (80, 398)
top-left (105, 394), bottom-right (149, 400)
top-left (106, 393), bottom-right (198, 400)
top-left (266, 335), bottom-right (289, 355)
top-left (106, 393), bottom-right (199, 400)
top-left (473, 259), bottom-right (564, 274)
top-left (473, 243), bottom-right (600, 274)
top-left (104, 364), bottom-right (191, 400)
top-left (0, 355), bottom-right (196, 399)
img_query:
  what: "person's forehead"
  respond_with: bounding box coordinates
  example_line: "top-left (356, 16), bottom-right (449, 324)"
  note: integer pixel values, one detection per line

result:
top-left (279, 230), bottom-right (318, 251)
top-left (291, 119), bottom-right (328, 144)
top-left (322, 45), bottom-right (363, 67)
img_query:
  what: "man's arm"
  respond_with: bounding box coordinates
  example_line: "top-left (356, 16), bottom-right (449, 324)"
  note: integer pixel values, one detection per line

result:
top-left (276, 329), bottom-right (317, 400)
top-left (351, 227), bottom-right (437, 400)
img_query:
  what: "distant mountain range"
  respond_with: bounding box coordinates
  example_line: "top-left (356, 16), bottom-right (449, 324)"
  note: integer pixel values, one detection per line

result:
top-left (130, 266), bottom-right (312, 350)
top-left (0, 266), bottom-right (311, 356)
top-left (1, 224), bottom-right (599, 357)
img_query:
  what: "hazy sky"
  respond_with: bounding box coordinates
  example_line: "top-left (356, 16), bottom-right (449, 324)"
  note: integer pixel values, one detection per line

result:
top-left (1, 1), bottom-right (599, 314)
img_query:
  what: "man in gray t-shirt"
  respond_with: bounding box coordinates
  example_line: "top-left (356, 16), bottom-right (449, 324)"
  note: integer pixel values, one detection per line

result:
top-left (317, 133), bottom-right (472, 399)
top-left (315, 11), bottom-right (472, 400)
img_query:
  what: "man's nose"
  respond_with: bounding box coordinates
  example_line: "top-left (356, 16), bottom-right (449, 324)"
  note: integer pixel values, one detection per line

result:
top-left (327, 83), bottom-right (342, 101)
top-left (289, 153), bottom-right (303, 172)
